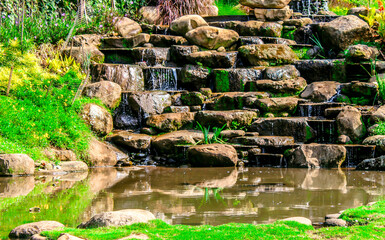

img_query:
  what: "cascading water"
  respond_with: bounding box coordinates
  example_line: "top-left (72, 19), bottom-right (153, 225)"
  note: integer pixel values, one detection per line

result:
top-left (143, 67), bottom-right (179, 91)
top-left (290, 0), bottom-right (329, 15)
top-left (113, 93), bottom-right (143, 130)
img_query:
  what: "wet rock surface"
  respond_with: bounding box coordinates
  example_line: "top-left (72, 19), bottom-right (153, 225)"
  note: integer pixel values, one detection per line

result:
top-left (187, 144), bottom-right (238, 167)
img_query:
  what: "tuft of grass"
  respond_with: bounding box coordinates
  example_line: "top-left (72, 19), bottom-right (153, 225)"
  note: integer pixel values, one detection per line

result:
top-left (215, 0), bottom-right (247, 15)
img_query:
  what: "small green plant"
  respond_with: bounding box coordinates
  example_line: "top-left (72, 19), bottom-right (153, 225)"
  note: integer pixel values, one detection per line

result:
top-left (196, 122), bottom-right (227, 145)
top-left (215, 0), bottom-right (247, 15)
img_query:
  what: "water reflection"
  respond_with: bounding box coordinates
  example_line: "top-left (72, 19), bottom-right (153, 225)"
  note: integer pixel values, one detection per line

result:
top-left (1, 167), bottom-right (385, 238)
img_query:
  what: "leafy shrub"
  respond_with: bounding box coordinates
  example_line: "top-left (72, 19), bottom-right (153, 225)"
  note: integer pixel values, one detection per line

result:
top-left (215, 0), bottom-right (247, 16)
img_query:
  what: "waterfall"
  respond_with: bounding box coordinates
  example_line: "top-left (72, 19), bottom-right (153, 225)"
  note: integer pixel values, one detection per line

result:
top-left (144, 67), bottom-right (179, 91)
top-left (290, 0), bottom-right (329, 15)
top-left (113, 93), bottom-right (143, 130)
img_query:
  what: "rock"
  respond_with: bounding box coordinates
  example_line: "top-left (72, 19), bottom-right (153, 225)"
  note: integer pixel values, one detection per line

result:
top-left (319, 15), bottom-right (370, 51)
top-left (185, 26), bottom-right (239, 50)
top-left (199, 5), bottom-right (219, 16)
top-left (239, 44), bottom-right (298, 66)
top-left (181, 92), bottom-right (205, 105)
top-left (0, 154), bottom-right (34, 176)
top-left (357, 156), bottom-right (385, 170)
top-left (259, 22), bottom-right (283, 37)
top-left (288, 144), bottom-right (346, 168)
top-left (117, 234), bottom-right (149, 240)
top-left (209, 92), bottom-right (269, 110)
top-left (107, 132), bottom-right (152, 151)
top-left (152, 130), bottom-right (204, 154)
top-left (235, 21), bottom-right (263, 36)
top-left (187, 144), bottom-right (238, 167)
top-left (181, 65), bottom-right (210, 90)
top-left (254, 6), bottom-right (293, 21)
top-left (239, 36), bottom-right (264, 45)
top-left (325, 219), bottom-right (347, 227)
top-left (71, 34), bottom-right (102, 48)
top-left (336, 106), bottom-right (366, 142)
top-left (264, 65), bottom-right (300, 81)
top-left (346, 44), bottom-right (379, 62)
top-left (187, 51), bottom-right (238, 68)
top-left (284, 18), bottom-right (313, 27)
top-left (31, 234), bottom-right (47, 240)
top-left (87, 139), bottom-right (117, 166)
top-left (347, 7), bottom-right (369, 18)
top-left (128, 47), bottom-right (170, 66)
top-left (280, 217), bottom-right (312, 225)
top-left (325, 213), bottom-right (341, 220)
top-left (0, 176), bottom-right (35, 198)
top-left (220, 130), bottom-right (246, 139)
top-left (139, 6), bottom-right (160, 25)
top-left (250, 117), bottom-right (315, 142)
top-left (230, 136), bottom-right (295, 146)
top-left (62, 47), bottom-right (104, 64)
top-left (84, 81), bottom-right (122, 109)
top-left (246, 77), bottom-right (307, 94)
top-left (235, 21), bottom-right (283, 38)
top-left (370, 106), bottom-right (385, 123)
top-left (78, 209), bottom-right (155, 228)
top-left (44, 149), bottom-right (77, 162)
top-left (9, 221), bottom-right (64, 239)
top-left (128, 91), bottom-right (172, 116)
top-left (300, 81), bottom-right (341, 102)
top-left (338, 135), bottom-right (351, 144)
top-left (195, 110), bottom-right (258, 128)
top-left (114, 17), bottom-right (142, 37)
top-left (60, 161), bottom-right (88, 172)
top-left (149, 34), bottom-right (188, 47)
top-left (90, 64), bottom-right (144, 91)
top-left (164, 106), bottom-right (190, 113)
top-left (170, 45), bottom-right (200, 63)
top-left (81, 103), bottom-right (113, 136)
top-left (213, 68), bottom-right (265, 92)
top-left (255, 97), bottom-right (299, 113)
top-left (102, 34), bottom-right (150, 48)
top-left (240, 0), bottom-right (291, 8)
top-left (341, 81), bottom-right (378, 98)
top-left (146, 112), bottom-right (196, 132)
top-left (170, 15), bottom-right (208, 36)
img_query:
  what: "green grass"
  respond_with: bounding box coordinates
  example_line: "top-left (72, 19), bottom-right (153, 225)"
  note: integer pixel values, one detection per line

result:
top-left (215, 0), bottom-right (247, 16)
top-left (40, 200), bottom-right (385, 240)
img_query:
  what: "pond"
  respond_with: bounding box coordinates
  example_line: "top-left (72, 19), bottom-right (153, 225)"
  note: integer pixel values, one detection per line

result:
top-left (1, 167), bottom-right (385, 239)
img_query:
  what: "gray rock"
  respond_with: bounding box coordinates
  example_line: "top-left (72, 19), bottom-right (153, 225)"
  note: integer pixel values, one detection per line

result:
top-left (280, 217), bottom-right (312, 225)
top-left (325, 218), bottom-right (347, 227)
top-left (9, 221), bottom-right (64, 239)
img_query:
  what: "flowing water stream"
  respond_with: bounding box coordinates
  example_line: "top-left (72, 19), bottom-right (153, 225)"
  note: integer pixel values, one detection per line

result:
top-left (1, 167), bottom-right (385, 238)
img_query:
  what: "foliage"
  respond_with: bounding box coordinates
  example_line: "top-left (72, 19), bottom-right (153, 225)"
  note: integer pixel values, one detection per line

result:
top-left (330, 6), bottom-right (350, 15)
top-left (196, 122), bottom-right (227, 145)
top-left (0, 43), bottom-right (98, 160)
top-left (215, 0), bottom-right (247, 16)
top-left (359, 0), bottom-right (385, 41)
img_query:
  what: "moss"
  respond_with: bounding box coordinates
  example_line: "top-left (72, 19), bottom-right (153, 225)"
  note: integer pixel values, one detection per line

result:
top-left (350, 97), bottom-right (371, 105)
top-left (215, 70), bottom-right (231, 92)
top-left (305, 126), bottom-right (315, 142)
top-left (331, 60), bottom-right (347, 82)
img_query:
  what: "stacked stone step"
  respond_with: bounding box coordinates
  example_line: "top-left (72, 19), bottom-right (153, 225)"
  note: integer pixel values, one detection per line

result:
top-left (239, 0), bottom-right (293, 21)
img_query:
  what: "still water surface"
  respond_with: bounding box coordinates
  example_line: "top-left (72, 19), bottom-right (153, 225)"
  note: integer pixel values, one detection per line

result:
top-left (1, 167), bottom-right (385, 238)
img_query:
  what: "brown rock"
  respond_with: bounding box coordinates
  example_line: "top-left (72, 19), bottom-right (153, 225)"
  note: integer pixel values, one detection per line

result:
top-left (71, 34), bottom-right (102, 47)
top-left (149, 34), bottom-right (188, 47)
top-left (240, 0), bottom-right (291, 8)
top-left (300, 81), bottom-right (341, 102)
top-left (44, 149), bottom-right (77, 162)
top-left (254, 6), bottom-right (293, 21)
top-left (139, 6), bottom-right (160, 25)
top-left (60, 161), bottom-right (88, 172)
top-left (370, 105), bottom-right (385, 123)
top-left (185, 26), bottom-right (239, 50)
top-left (346, 44), bottom-right (379, 62)
top-left (195, 110), bottom-right (258, 128)
top-left (152, 130), bottom-right (205, 154)
top-left (325, 219), bottom-right (347, 227)
top-left (84, 81), bottom-right (122, 109)
top-left (246, 77), bottom-right (307, 94)
top-left (0, 154), bottom-right (34, 176)
top-left (114, 17), bottom-right (142, 37)
top-left (146, 112), bottom-right (196, 132)
top-left (128, 91), bottom-right (172, 116)
top-left (78, 209), bottom-right (155, 228)
top-left (187, 51), bottom-right (238, 68)
top-left (280, 217), bottom-right (312, 225)
top-left (87, 139), bottom-right (117, 166)
top-left (336, 106), bottom-right (366, 142)
top-left (81, 103), bottom-right (113, 136)
top-left (170, 15), bottom-right (208, 36)
top-left (102, 34), bottom-right (150, 48)
top-left (239, 44), bottom-right (298, 66)
top-left (62, 47), bottom-right (104, 64)
top-left (9, 221), bottom-right (64, 239)
top-left (187, 144), bottom-right (238, 167)
top-left (220, 130), bottom-right (246, 138)
top-left (264, 65), bottom-right (300, 81)
top-left (230, 136), bottom-right (295, 146)
top-left (255, 97), bottom-right (299, 113)
top-left (107, 132), bottom-right (152, 151)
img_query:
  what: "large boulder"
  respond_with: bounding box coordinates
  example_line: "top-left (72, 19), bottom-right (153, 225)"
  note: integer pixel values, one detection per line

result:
top-left (170, 15), bottom-right (208, 36)
top-left (346, 44), bottom-right (379, 62)
top-left (152, 130), bottom-right (204, 154)
top-left (240, 0), bottom-right (291, 8)
top-left (78, 209), bottom-right (155, 228)
top-left (107, 131), bottom-right (152, 151)
top-left (255, 97), bottom-right (299, 113)
top-left (288, 144), bottom-right (346, 168)
top-left (356, 156), bottom-right (385, 171)
top-left (81, 103), bottom-right (113, 136)
top-left (87, 139), bottom-right (117, 166)
top-left (114, 17), bottom-right (142, 37)
top-left (146, 112), bottom-right (196, 132)
top-left (336, 106), bottom-right (366, 142)
top-left (128, 91), bottom-right (172, 116)
top-left (187, 144), bottom-right (238, 167)
top-left (319, 15), bottom-right (370, 51)
top-left (187, 51), bottom-right (238, 68)
top-left (90, 64), bottom-right (144, 91)
top-left (9, 221), bottom-right (64, 239)
top-left (84, 81), bottom-right (122, 109)
top-left (250, 117), bottom-right (315, 142)
top-left (195, 110), bottom-right (258, 128)
top-left (239, 44), bottom-right (298, 66)
top-left (254, 6), bottom-right (293, 21)
top-left (363, 135), bottom-right (385, 152)
top-left (139, 6), bottom-right (160, 25)
top-left (300, 81), bottom-right (340, 102)
top-left (0, 154), bottom-right (34, 176)
top-left (246, 77), bottom-right (307, 94)
top-left (185, 26), bottom-right (239, 50)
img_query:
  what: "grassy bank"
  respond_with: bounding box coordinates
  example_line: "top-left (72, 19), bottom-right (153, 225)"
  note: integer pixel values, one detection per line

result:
top-left (40, 201), bottom-right (385, 240)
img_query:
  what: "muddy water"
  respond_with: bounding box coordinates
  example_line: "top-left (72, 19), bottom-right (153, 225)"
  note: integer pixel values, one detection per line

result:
top-left (1, 167), bottom-right (385, 237)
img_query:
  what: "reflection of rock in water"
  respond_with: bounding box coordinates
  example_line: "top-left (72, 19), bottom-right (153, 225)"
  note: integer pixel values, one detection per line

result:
top-left (301, 169), bottom-right (347, 193)
top-left (81, 193), bottom-right (114, 223)
top-left (0, 176), bottom-right (35, 198)
top-left (195, 168), bottom-right (238, 189)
